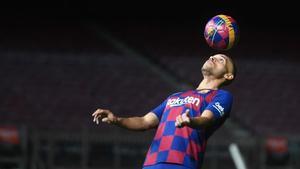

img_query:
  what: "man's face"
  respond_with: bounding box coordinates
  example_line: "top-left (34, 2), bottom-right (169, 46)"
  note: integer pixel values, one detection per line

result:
top-left (202, 54), bottom-right (229, 78)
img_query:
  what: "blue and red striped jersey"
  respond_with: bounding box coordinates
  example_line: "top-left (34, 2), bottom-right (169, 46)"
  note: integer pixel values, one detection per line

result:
top-left (143, 89), bottom-right (233, 169)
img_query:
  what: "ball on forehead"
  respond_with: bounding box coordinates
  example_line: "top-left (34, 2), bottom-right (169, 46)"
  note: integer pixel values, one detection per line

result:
top-left (204, 14), bottom-right (239, 50)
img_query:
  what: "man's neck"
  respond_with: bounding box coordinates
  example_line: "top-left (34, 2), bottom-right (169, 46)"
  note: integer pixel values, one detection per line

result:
top-left (196, 77), bottom-right (222, 91)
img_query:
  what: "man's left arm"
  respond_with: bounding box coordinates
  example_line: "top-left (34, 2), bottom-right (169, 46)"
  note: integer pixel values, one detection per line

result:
top-left (175, 91), bottom-right (233, 129)
top-left (175, 109), bottom-right (214, 129)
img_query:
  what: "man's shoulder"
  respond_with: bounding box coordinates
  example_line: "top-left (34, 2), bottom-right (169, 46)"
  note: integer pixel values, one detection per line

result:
top-left (216, 89), bottom-right (233, 98)
top-left (217, 89), bottom-right (232, 94)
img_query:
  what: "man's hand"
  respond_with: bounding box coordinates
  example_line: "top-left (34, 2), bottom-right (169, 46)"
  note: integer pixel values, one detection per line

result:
top-left (92, 109), bottom-right (117, 125)
top-left (175, 109), bottom-right (191, 128)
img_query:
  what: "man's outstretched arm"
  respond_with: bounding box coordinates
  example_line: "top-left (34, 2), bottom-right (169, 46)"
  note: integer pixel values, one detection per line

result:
top-left (92, 109), bottom-right (159, 131)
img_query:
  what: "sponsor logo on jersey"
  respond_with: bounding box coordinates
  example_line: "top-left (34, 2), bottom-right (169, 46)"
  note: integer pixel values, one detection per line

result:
top-left (166, 96), bottom-right (200, 107)
top-left (212, 102), bottom-right (224, 116)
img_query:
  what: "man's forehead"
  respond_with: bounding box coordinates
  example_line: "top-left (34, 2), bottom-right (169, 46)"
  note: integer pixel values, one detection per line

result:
top-left (214, 54), bottom-right (228, 60)
top-left (213, 54), bottom-right (234, 71)
top-left (214, 54), bottom-right (229, 60)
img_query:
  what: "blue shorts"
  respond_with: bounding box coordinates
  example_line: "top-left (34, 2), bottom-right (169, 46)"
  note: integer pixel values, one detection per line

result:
top-left (143, 163), bottom-right (190, 169)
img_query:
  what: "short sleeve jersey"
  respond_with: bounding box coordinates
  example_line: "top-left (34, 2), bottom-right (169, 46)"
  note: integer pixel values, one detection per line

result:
top-left (143, 89), bottom-right (233, 169)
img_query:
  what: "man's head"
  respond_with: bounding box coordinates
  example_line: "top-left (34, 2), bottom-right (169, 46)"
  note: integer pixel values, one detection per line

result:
top-left (201, 54), bottom-right (236, 85)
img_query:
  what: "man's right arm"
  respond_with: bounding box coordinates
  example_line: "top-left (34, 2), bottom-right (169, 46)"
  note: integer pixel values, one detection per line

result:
top-left (92, 109), bottom-right (159, 131)
top-left (116, 112), bottom-right (159, 131)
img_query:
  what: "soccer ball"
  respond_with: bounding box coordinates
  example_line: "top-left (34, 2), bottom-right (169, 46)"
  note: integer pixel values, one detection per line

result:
top-left (204, 14), bottom-right (239, 50)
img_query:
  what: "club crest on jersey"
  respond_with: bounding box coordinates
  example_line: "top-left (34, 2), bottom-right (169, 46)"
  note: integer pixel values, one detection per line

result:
top-left (166, 96), bottom-right (200, 107)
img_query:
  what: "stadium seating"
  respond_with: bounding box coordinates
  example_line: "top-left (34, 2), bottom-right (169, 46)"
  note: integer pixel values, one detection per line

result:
top-left (0, 51), bottom-right (175, 131)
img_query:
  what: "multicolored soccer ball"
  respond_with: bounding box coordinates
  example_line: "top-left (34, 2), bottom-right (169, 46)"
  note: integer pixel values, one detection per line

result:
top-left (204, 14), bottom-right (239, 50)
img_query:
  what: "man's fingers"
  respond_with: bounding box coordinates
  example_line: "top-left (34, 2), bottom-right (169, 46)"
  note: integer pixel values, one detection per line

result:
top-left (175, 110), bottom-right (191, 128)
top-left (178, 115), bottom-right (183, 124)
top-left (92, 109), bottom-right (100, 116)
top-left (175, 119), bottom-right (180, 127)
top-left (183, 116), bottom-right (190, 123)
top-left (182, 113), bottom-right (190, 123)
top-left (92, 109), bottom-right (110, 121)
top-left (184, 109), bottom-right (190, 117)
top-left (93, 114), bottom-right (100, 122)
top-left (175, 116), bottom-right (179, 127)
top-left (175, 115), bottom-right (183, 127)
top-left (93, 110), bottom-right (103, 123)
top-left (92, 109), bottom-right (108, 116)
top-left (92, 109), bottom-right (115, 126)
top-left (175, 120), bottom-right (182, 128)
top-left (182, 109), bottom-right (191, 122)
top-left (92, 109), bottom-right (102, 116)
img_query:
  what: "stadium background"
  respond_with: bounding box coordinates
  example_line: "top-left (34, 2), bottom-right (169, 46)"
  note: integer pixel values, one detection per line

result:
top-left (0, 1), bottom-right (299, 169)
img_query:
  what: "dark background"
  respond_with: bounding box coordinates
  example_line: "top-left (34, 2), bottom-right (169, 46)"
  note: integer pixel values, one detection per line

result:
top-left (0, 1), bottom-right (298, 57)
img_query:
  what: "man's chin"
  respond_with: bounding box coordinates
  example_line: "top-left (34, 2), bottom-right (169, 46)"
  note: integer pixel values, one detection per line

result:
top-left (201, 68), bottom-right (212, 76)
top-left (202, 65), bottom-right (213, 72)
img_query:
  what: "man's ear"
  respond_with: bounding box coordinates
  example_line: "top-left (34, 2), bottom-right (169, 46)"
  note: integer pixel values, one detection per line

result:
top-left (224, 73), bottom-right (234, 80)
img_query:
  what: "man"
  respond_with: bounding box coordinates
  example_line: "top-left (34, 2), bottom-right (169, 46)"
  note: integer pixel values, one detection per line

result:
top-left (92, 53), bottom-right (235, 169)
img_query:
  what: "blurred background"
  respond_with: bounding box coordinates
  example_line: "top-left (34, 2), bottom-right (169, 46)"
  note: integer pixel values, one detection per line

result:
top-left (0, 1), bottom-right (299, 169)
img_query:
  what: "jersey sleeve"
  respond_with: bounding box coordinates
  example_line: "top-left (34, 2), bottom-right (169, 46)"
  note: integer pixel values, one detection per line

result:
top-left (151, 99), bottom-right (168, 120)
top-left (205, 91), bottom-right (233, 120)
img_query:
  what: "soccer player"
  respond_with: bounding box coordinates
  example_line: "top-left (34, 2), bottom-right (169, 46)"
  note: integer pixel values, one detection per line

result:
top-left (92, 53), bottom-right (235, 169)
